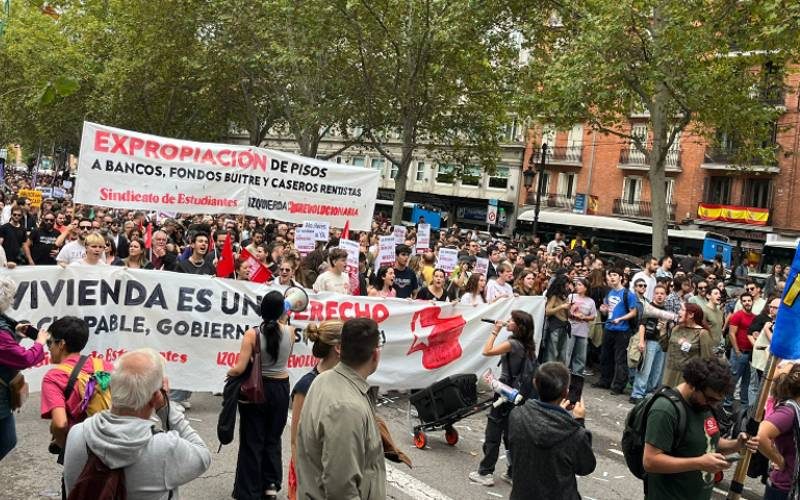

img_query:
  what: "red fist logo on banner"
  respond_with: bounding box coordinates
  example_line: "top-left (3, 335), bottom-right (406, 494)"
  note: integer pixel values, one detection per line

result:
top-left (406, 306), bottom-right (467, 369)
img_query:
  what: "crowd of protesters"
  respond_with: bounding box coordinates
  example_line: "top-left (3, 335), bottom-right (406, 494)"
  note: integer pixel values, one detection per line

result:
top-left (0, 167), bottom-right (796, 499)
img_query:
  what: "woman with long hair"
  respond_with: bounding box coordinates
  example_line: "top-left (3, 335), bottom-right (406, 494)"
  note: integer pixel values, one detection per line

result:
top-left (417, 268), bottom-right (450, 301)
top-left (287, 320), bottom-right (343, 500)
top-left (122, 238), bottom-right (151, 269)
top-left (757, 364), bottom-right (800, 500)
top-left (544, 274), bottom-right (573, 363)
top-left (227, 291), bottom-right (295, 500)
top-left (661, 303), bottom-right (715, 387)
top-left (513, 271), bottom-right (537, 297)
top-left (469, 310), bottom-right (536, 487)
top-left (460, 273), bottom-right (487, 305)
top-left (368, 266), bottom-right (396, 298)
top-left (565, 277), bottom-right (597, 376)
top-left (103, 236), bottom-right (123, 266)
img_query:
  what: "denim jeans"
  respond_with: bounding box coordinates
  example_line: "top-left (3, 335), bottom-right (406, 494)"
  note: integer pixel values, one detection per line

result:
top-left (724, 350), bottom-right (752, 409)
top-left (0, 414), bottom-right (15, 461)
top-left (169, 389), bottom-right (192, 403)
top-left (631, 340), bottom-right (665, 399)
top-left (565, 335), bottom-right (588, 375)
top-left (546, 326), bottom-right (570, 364)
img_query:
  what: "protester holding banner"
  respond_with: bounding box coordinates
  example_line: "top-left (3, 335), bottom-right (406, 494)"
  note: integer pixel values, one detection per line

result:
top-left (0, 276), bottom-right (48, 461)
top-left (485, 262), bottom-right (514, 303)
top-left (460, 273), bottom-right (488, 305)
top-left (312, 248), bottom-right (350, 294)
top-left (174, 232), bottom-right (214, 275)
top-left (416, 268), bottom-right (452, 302)
top-left (121, 238), bottom-right (152, 269)
top-left (69, 232), bottom-right (106, 266)
top-left (368, 266), bottom-right (396, 298)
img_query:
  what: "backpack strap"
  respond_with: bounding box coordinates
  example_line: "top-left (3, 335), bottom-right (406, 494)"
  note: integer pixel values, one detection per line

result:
top-left (64, 355), bottom-right (90, 400)
top-left (659, 387), bottom-right (689, 450)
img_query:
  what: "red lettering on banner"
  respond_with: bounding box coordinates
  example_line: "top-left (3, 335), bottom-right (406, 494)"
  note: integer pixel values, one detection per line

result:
top-left (129, 137), bottom-right (144, 153)
top-left (179, 146), bottom-right (194, 162)
top-left (145, 140), bottom-right (159, 158)
top-left (287, 354), bottom-right (317, 369)
top-left (111, 133), bottom-right (128, 154)
top-left (325, 301), bottom-right (338, 320)
top-left (309, 301), bottom-right (324, 321)
top-left (216, 351), bottom-right (241, 367)
top-left (95, 130), bottom-right (110, 152)
top-left (340, 302), bottom-right (353, 318)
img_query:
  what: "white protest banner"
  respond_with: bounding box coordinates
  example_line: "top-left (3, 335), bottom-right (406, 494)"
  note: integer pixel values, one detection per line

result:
top-left (303, 221), bottom-right (330, 241)
top-left (377, 235), bottom-right (396, 266)
top-left (338, 239), bottom-right (360, 268)
top-left (437, 248), bottom-right (459, 273)
top-left (417, 223), bottom-right (431, 250)
top-left (75, 122), bottom-right (380, 231)
top-left (393, 225), bottom-right (407, 245)
top-left (294, 227), bottom-right (316, 254)
top-left (475, 257), bottom-right (489, 276)
top-left (3, 266), bottom-right (544, 392)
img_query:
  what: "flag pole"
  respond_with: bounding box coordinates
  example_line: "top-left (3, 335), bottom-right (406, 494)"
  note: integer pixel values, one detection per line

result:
top-left (725, 354), bottom-right (781, 500)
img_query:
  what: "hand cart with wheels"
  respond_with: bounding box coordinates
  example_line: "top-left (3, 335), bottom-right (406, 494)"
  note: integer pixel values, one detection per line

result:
top-left (408, 373), bottom-right (494, 449)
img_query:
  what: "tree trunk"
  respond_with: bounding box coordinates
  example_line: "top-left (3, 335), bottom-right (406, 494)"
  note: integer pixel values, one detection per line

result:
top-left (649, 80), bottom-right (670, 259)
top-left (391, 123), bottom-right (416, 225)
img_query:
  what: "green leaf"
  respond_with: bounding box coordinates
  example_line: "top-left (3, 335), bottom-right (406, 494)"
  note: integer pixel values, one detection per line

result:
top-left (53, 76), bottom-right (79, 96)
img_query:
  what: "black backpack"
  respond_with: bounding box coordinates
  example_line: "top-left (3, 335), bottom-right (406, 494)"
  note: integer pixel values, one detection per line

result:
top-left (505, 339), bottom-right (538, 401)
top-left (622, 289), bottom-right (644, 331)
top-left (621, 386), bottom-right (687, 480)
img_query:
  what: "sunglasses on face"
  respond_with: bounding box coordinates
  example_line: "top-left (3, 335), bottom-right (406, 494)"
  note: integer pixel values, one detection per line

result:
top-left (11, 213), bottom-right (21, 217)
top-left (635, 284), bottom-right (647, 288)
top-left (747, 287), bottom-right (756, 292)
top-left (697, 286), bottom-right (707, 290)
top-left (79, 225), bottom-right (92, 230)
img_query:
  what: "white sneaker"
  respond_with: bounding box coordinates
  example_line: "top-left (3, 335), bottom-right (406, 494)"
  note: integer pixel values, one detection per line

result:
top-left (500, 472), bottom-right (512, 485)
top-left (468, 471), bottom-right (494, 486)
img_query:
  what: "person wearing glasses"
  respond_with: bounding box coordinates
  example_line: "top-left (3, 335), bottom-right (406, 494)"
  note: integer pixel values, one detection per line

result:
top-left (736, 280), bottom-right (766, 315)
top-left (106, 218), bottom-right (129, 259)
top-left (0, 206), bottom-right (28, 265)
top-left (644, 357), bottom-right (759, 500)
top-left (23, 212), bottom-right (60, 265)
top-left (276, 259), bottom-right (301, 288)
top-left (296, 318), bottom-right (386, 500)
top-left (55, 218), bottom-right (95, 266)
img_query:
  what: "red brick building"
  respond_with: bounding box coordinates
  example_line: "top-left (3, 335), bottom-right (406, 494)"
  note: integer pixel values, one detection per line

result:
top-left (517, 71), bottom-right (800, 254)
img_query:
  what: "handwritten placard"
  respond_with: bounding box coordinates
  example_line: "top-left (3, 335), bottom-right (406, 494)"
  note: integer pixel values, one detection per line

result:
top-left (304, 221), bottom-right (330, 241)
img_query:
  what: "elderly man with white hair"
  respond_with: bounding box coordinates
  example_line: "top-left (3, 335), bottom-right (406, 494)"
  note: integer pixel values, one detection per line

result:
top-left (63, 348), bottom-right (211, 499)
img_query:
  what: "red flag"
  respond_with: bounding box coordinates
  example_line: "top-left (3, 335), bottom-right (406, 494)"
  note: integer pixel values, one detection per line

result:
top-left (239, 247), bottom-right (273, 283)
top-left (341, 220), bottom-right (350, 240)
top-left (144, 223), bottom-right (153, 249)
top-left (216, 233), bottom-right (235, 278)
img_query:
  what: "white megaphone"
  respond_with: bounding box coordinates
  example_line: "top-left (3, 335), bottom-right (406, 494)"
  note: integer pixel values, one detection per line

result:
top-left (642, 302), bottom-right (679, 323)
top-left (284, 286), bottom-right (309, 313)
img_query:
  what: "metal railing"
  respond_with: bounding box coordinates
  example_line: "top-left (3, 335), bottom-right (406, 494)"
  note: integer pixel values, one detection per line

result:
top-left (525, 192), bottom-right (576, 210)
top-left (619, 146), bottom-right (681, 169)
top-left (530, 145), bottom-right (583, 165)
top-left (703, 147), bottom-right (778, 167)
top-left (613, 198), bottom-right (676, 220)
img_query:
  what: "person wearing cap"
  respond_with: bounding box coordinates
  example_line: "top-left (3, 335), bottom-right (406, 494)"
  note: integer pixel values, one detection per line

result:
top-left (227, 291), bottom-right (295, 500)
top-left (393, 244), bottom-right (419, 299)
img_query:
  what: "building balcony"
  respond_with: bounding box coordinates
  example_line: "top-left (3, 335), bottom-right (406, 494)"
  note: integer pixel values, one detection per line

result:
top-left (530, 145), bottom-right (583, 166)
top-left (618, 146), bottom-right (682, 172)
top-left (613, 198), bottom-right (676, 220)
top-left (696, 202), bottom-right (771, 227)
top-left (524, 192), bottom-right (576, 211)
top-left (702, 147), bottom-right (779, 173)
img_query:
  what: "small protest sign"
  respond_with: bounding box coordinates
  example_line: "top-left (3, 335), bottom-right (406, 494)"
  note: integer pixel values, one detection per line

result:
top-left (294, 227), bottom-right (316, 254)
top-left (378, 235), bottom-right (396, 266)
top-left (393, 225), bottom-right (407, 245)
top-left (417, 223), bottom-right (430, 250)
top-left (437, 248), bottom-right (459, 273)
top-left (474, 257), bottom-right (489, 276)
top-left (304, 221), bottom-right (330, 241)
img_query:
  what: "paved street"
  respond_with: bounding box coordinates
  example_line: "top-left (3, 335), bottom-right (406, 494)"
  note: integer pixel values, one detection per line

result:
top-left (0, 381), bottom-right (767, 500)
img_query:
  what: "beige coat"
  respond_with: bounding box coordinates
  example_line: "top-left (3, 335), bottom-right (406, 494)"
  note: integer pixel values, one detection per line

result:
top-left (296, 362), bottom-right (386, 499)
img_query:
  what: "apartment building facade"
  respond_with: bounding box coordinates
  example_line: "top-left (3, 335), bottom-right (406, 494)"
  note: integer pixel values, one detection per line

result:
top-left (516, 71), bottom-right (800, 251)
top-left (255, 123), bottom-right (527, 230)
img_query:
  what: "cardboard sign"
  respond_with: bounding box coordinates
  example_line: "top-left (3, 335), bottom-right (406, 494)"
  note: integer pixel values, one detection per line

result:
top-left (437, 248), bottom-right (459, 273)
top-left (378, 235), bottom-right (396, 266)
top-left (18, 188), bottom-right (43, 208)
top-left (393, 225), bottom-right (407, 245)
top-left (417, 223), bottom-right (431, 250)
top-left (304, 221), bottom-right (330, 241)
top-left (338, 239), bottom-right (360, 268)
top-left (474, 257), bottom-right (489, 276)
top-left (294, 227), bottom-right (316, 254)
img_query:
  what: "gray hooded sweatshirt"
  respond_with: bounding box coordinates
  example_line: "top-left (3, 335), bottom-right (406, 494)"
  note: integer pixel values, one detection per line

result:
top-left (63, 405), bottom-right (211, 500)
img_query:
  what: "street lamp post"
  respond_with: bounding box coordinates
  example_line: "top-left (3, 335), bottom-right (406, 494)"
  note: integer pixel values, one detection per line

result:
top-left (532, 143), bottom-right (548, 238)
